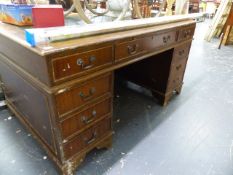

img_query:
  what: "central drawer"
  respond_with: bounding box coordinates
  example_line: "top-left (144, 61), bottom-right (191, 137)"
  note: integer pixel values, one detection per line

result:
top-left (114, 30), bottom-right (177, 62)
top-left (52, 45), bottom-right (113, 81)
top-left (55, 74), bottom-right (112, 117)
top-left (63, 117), bottom-right (111, 159)
top-left (150, 30), bottom-right (177, 49)
top-left (115, 38), bottom-right (146, 61)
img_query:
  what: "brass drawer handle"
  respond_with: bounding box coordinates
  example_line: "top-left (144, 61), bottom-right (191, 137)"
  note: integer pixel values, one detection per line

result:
top-left (176, 64), bottom-right (182, 70)
top-left (81, 110), bottom-right (97, 124)
top-left (163, 35), bottom-right (171, 44)
top-left (77, 56), bottom-right (96, 70)
top-left (79, 87), bottom-right (96, 101)
top-left (178, 50), bottom-right (185, 56)
top-left (84, 131), bottom-right (97, 145)
top-left (127, 44), bottom-right (139, 55)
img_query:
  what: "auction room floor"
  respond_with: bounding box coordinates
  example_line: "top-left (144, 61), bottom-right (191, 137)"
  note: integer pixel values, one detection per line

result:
top-left (1, 20), bottom-right (233, 175)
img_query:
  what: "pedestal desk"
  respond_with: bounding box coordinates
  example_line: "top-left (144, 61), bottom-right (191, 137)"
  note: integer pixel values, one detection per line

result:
top-left (0, 18), bottom-right (196, 174)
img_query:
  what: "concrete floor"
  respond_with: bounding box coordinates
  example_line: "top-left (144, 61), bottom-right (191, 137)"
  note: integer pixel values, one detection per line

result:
top-left (1, 20), bottom-right (233, 175)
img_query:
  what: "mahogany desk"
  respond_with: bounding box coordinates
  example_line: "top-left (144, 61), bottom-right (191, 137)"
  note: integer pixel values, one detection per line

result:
top-left (0, 18), bottom-right (195, 174)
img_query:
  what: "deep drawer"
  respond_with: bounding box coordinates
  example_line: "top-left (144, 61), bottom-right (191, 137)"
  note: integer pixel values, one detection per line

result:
top-left (63, 117), bottom-right (111, 159)
top-left (167, 59), bottom-right (187, 91)
top-left (52, 46), bottom-right (113, 81)
top-left (60, 98), bottom-right (112, 139)
top-left (55, 74), bottom-right (112, 116)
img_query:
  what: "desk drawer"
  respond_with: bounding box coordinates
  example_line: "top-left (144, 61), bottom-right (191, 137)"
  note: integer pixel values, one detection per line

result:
top-left (151, 30), bottom-right (177, 49)
top-left (64, 117), bottom-right (111, 159)
top-left (167, 74), bottom-right (183, 91)
top-left (172, 43), bottom-right (191, 64)
top-left (55, 74), bottom-right (112, 116)
top-left (60, 98), bottom-right (111, 139)
top-left (167, 59), bottom-right (187, 91)
top-left (52, 46), bottom-right (113, 81)
top-left (178, 27), bottom-right (195, 42)
top-left (115, 38), bottom-right (146, 61)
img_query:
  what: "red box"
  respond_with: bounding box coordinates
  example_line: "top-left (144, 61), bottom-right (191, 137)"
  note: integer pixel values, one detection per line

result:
top-left (32, 5), bottom-right (64, 28)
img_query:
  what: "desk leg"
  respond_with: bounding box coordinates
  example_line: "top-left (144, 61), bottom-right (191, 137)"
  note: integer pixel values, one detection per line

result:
top-left (97, 136), bottom-right (113, 149)
top-left (151, 91), bottom-right (172, 106)
top-left (62, 154), bottom-right (86, 175)
top-left (151, 83), bottom-right (183, 106)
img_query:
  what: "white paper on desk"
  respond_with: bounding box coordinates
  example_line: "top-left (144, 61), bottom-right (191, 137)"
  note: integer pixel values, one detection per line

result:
top-left (25, 13), bottom-right (202, 46)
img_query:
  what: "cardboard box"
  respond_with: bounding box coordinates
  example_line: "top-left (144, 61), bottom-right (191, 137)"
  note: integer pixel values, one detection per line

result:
top-left (32, 5), bottom-right (64, 28)
top-left (0, 3), bottom-right (33, 26)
